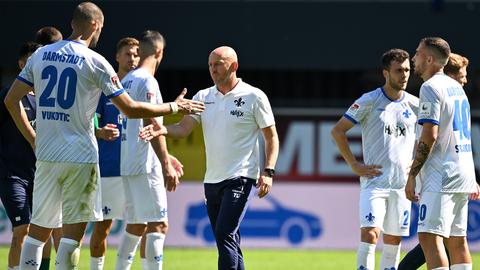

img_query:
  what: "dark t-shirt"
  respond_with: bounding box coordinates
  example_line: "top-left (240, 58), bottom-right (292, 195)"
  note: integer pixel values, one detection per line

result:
top-left (0, 87), bottom-right (36, 181)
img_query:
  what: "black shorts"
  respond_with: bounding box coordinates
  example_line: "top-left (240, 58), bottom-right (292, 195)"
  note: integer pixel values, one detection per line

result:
top-left (0, 173), bottom-right (33, 227)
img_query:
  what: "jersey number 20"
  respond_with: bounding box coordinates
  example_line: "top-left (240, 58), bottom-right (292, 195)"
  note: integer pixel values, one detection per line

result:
top-left (39, 65), bottom-right (77, 109)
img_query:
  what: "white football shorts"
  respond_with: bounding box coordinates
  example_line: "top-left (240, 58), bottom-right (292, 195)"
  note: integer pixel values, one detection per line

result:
top-left (359, 188), bottom-right (411, 236)
top-left (100, 176), bottom-right (125, 220)
top-left (31, 160), bottom-right (103, 228)
top-left (417, 191), bottom-right (469, 237)
top-left (122, 165), bottom-right (167, 223)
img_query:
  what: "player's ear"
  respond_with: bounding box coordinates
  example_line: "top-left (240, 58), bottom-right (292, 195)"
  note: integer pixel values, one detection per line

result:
top-left (231, 61), bottom-right (239, 72)
top-left (382, 68), bottom-right (388, 79)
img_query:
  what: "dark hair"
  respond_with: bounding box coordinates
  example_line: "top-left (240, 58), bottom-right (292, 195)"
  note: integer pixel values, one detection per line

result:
top-left (35, 26), bottom-right (63, 45)
top-left (421, 37), bottom-right (451, 66)
top-left (381, 49), bottom-right (409, 70)
top-left (116, 37), bottom-right (139, 53)
top-left (19, 42), bottom-right (42, 60)
top-left (139, 30), bottom-right (166, 55)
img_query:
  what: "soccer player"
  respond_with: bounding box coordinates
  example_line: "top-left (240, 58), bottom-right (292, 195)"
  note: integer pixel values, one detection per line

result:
top-left (398, 52), bottom-right (479, 270)
top-left (331, 49), bottom-right (418, 270)
top-left (405, 37), bottom-right (477, 270)
top-left (139, 46), bottom-right (279, 270)
top-left (89, 37), bottom-right (139, 270)
top-left (35, 26), bottom-right (63, 45)
top-left (4, 2), bottom-right (204, 269)
top-left (0, 42), bottom-right (49, 270)
top-left (115, 30), bottom-right (178, 270)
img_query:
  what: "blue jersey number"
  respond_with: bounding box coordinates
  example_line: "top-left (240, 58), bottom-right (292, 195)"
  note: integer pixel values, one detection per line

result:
top-left (453, 99), bottom-right (471, 140)
top-left (39, 66), bottom-right (77, 109)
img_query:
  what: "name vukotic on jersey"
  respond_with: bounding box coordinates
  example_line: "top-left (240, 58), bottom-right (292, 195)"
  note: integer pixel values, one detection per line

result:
top-left (42, 51), bottom-right (86, 67)
top-left (41, 110), bottom-right (70, 122)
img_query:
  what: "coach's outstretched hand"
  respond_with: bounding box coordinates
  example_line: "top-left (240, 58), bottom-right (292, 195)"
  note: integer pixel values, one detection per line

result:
top-left (139, 121), bottom-right (166, 141)
top-left (175, 88), bottom-right (205, 115)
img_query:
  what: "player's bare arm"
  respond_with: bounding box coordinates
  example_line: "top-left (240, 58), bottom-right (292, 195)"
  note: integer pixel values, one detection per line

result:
top-left (111, 88), bottom-right (205, 118)
top-left (144, 117), bottom-right (180, 192)
top-left (4, 79), bottom-right (36, 148)
top-left (331, 117), bottom-right (382, 179)
top-left (139, 115), bottom-right (198, 141)
top-left (405, 122), bottom-right (438, 202)
top-left (257, 125), bottom-right (279, 198)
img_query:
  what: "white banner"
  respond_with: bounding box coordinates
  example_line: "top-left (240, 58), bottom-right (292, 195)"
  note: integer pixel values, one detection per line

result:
top-left (3, 183), bottom-right (480, 251)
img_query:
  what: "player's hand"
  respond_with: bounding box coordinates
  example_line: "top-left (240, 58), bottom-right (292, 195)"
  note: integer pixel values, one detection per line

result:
top-left (351, 162), bottom-right (382, 179)
top-left (256, 174), bottom-right (272, 198)
top-left (175, 88), bottom-right (205, 115)
top-left (163, 163), bottom-right (180, 192)
top-left (95, 124), bottom-right (119, 141)
top-left (169, 154), bottom-right (184, 178)
top-left (469, 184), bottom-right (480, 200)
top-left (405, 175), bottom-right (418, 202)
top-left (139, 122), bottom-right (167, 141)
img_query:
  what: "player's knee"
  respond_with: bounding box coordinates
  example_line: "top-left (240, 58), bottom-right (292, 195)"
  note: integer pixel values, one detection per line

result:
top-left (360, 228), bottom-right (379, 244)
top-left (383, 234), bottom-right (402, 245)
top-left (158, 221), bottom-right (168, 234)
top-left (12, 224), bottom-right (29, 238)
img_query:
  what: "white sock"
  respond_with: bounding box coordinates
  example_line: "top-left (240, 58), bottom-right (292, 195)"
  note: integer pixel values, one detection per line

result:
top-left (55, 238), bottom-right (81, 270)
top-left (115, 232), bottom-right (141, 270)
top-left (90, 256), bottom-right (105, 270)
top-left (357, 242), bottom-right (375, 270)
top-left (379, 243), bottom-right (400, 270)
top-left (145, 232), bottom-right (166, 270)
top-left (19, 236), bottom-right (45, 270)
top-left (141, 258), bottom-right (149, 270)
top-left (451, 264), bottom-right (473, 270)
top-left (431, 267), bottom-right (449, 270)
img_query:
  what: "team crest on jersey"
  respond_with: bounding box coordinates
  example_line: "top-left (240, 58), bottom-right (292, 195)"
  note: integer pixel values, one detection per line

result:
top-left (347, 103), bottom-right (361, 117)
top-left (146, 92), bottom-right (155, 101)
top-left (111, 75), bottom-right (122, 89)
top-left (419, 102), bottom-right (432, 118)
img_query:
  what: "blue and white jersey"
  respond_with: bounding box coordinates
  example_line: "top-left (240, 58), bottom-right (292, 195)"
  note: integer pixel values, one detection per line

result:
top-left (417, 72), bottom-right (476, 193)
top-left (344, 87), bottom-right (419, 190)
top-left (18, 40), bottom-right (124, 163)
top-left (96, 94), bottom-right (122, 177)
top-left (120, 68), bottom-right (162, 176)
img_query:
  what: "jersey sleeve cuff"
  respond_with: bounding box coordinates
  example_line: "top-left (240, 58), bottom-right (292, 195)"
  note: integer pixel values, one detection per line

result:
top-left (418, 118), bottom-right (439, 125)
top-left (106, 89), bottom-right (125, 99)
top-left (16, 76), bottom-right (33, 87)
top-left (343, 114), bottom-right (358, 124)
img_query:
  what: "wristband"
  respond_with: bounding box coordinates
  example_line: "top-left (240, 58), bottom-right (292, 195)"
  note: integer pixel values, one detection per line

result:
top-left (169, 102), bottom-right (179, 114)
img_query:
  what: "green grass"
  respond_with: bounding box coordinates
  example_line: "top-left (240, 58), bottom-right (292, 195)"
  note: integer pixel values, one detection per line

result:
top-left (0, 246), bottom-right (478, 269)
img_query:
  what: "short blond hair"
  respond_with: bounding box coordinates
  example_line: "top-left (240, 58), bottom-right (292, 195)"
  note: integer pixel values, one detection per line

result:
top-left (116, 37), bottom-right (139, 53)
top-left (444, 53), bottom-right (469, 75)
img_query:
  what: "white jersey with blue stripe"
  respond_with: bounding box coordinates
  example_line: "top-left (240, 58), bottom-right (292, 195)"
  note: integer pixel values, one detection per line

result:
top-left (344, 87), bottom-right (419, 190)
top-left (120, 68), bottom-right (163, 176)
top-left (417, 72), bottom-right (476, 193)
top-left (18, 40), bottom-right (124, 163)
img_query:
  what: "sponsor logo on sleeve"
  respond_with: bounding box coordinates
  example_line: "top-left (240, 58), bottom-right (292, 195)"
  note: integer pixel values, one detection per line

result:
top-left (146, 92), bottom-right (155, 102)
top-left (419, 102), bottom-right (432, 118)
top-left (346, 103), bottom-right (361, 117)
top-left (110, 75), bottom-right (122, 89)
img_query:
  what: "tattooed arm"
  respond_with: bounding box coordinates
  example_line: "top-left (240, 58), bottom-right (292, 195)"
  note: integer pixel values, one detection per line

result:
top-left (405, 123), bottom-right (439, 201)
